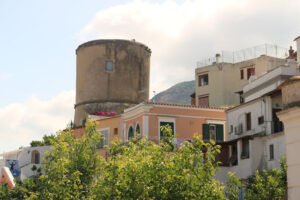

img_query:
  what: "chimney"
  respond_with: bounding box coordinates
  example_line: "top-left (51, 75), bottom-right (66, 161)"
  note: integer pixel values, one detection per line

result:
top-left (288, 46), bottom-right (295, 59)
top-left (294, 36), bottom-right (300, 66)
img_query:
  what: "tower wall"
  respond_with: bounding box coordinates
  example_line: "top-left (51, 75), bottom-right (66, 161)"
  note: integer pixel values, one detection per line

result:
top-left (74, 39), bottom-right (151, 126)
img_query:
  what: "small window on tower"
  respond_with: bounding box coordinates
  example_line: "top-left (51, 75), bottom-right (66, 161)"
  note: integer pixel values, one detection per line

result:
top-left (105, 61), bottom-right (113, 71)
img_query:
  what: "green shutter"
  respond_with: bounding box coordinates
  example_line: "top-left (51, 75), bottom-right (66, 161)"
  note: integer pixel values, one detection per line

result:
top-left (216, 124), bottom-right (224, 142)
top-left (202, 124), bottom-right (210, 141)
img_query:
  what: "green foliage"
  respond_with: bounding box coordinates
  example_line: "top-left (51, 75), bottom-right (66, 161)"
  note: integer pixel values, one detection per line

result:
top-left (28, 120), bottom-right (104, 199)
top-left (244, 157), bottom-right (287, 200)
top-left (30, 134), bottom-right (56, 147)
top-left (1, 123), bottom-right (287, 200)
top-left (0, 177), bottom-right (41, 200)
top-left (95, 126), bottom-right (227, 200)
top-left (225, 172), bottom-right (244, 200)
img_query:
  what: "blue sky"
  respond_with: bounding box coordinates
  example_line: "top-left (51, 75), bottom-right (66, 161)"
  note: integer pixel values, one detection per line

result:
top-left (0, 0), bottom-right (130, 106)
top-left (1, 0), bottom-right (300, 153)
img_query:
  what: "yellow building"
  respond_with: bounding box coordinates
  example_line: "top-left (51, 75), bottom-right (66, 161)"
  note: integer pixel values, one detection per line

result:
top-left (195, 44), bottom-right (287, 107)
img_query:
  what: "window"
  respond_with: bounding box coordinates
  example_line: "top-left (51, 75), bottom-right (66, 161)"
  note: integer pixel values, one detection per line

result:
top-left (209, 125), bottom-right (216, 141)
top-left (198, 74), bottom-right (208, 86)
top-left (105, 61), bottom-right (113, 71)
top-left (258, 116), bottom-right (264, 125)
top-left (246, 112), bottom-right (251, 131)
top-left (114, 128), bottom-right (118, 135)
top-left (136, 123), bottom-right (141, 136)
top-left (230, 125), bottom-right (233, 133)
top-left (240, 95), bottom-right (244, 104)
top-left (31, 150), bottom-right (40, 164)
top-left (241, 138), bottom-right (250, 159)
top-left (203, 124), bottom-right (224, 142)
top-left (160, 121), bottom-right (174, 139)
top-left (128, 126), bottom-right (134, 140)
top-left (247, 67), bottom-right (255, 80)
top-left (269, 144), bottom-right (274, 160)
top-left (97, 129), bottom-right (109, 149)
top-left (240, 69), bottom-right (244, 79)
top-left (198, 95), bottom-right (209, 107)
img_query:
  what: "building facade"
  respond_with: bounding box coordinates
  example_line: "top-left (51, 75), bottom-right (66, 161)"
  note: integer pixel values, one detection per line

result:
top-left (74, 39), bottom-right (151, 127)
top-left (195, 51), bottom-right (286, 107)
top-left (122, 102), bottom-right (226, 145)
top-left (215, 58), bottom-right (299, 183)
top-left (0, 146), bottom-right (51, 181)
top-left (278, 75), bottom-right (300, 200)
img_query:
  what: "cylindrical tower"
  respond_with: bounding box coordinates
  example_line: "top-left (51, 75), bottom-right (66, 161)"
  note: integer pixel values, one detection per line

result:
top-left (74, 39), bottom-right (151, 126)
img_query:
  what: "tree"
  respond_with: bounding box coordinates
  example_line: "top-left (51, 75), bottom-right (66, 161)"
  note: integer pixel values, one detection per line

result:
top-left (28, 120), bottom-right (104, 200)
top-left (30, 134), bottom-right (56, 147)
top-left (94, 125), bottom-right (228, 199)
top-left (244, 157), bottom-right (287, 200)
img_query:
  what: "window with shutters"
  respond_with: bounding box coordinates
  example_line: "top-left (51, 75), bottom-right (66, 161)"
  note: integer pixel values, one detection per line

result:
top-left (97, 128), bottom-right (109, 149)
top-left (202, 124), bottom-right (224, 142)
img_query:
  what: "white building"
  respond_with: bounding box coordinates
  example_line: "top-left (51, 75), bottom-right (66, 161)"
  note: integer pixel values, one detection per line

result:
top-left (216, 57), bottom-right (299, 182)
top-left (0, 146), bottom-right (51, 180)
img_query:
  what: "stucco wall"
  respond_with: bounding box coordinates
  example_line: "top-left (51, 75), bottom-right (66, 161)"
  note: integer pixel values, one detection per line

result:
top-left (123, 103), bottom-right (226, 144)
top-left (226, 97), bottom-right (272, 141)
top-left (216, 134), bottom-right (285, 183)
top-left (74, 40), bottom-right (151, 126)
top-left (278, 107), bottom-right (300, 200)
top-left (282, 80), bottom-right (300, 108)
top-left (195, 56), bottom-right (285, 107)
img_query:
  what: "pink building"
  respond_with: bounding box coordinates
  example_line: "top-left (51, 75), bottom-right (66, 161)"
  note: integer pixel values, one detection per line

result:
top-left (122, 102), bottom-right (227, 145)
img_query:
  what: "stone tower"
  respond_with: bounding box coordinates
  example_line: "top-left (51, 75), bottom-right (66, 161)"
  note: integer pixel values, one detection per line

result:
top-left (74, 39), bottom-right (151, 126)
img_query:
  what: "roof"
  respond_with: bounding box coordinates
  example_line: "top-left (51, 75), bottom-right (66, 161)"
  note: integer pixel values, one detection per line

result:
top-left (277, 76), bottom-right (300, 90)
top-left (76, 39), bottom-right (151, 53)
top-left (294, 36), bottom-right (300, 41)
top-left (144, 101), bottom-right (226, 110)
top-left (225, 97), bottom-right (263, 112)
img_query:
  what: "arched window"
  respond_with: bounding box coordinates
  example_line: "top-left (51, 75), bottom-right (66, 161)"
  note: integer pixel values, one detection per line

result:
top-left (128, 126), bottom-right (134, 140)
top-left (136, 123), bottom-right (141, 136)
top-left (31, 150), bottom-right (40, 164)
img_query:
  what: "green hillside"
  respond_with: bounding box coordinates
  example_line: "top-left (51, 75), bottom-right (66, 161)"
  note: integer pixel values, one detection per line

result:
top-left (151, 80), bottom-right (195, 105)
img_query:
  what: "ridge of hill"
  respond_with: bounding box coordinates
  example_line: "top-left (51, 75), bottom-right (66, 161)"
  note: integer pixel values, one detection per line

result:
top-left (151, 80), bottom-right (195, 105)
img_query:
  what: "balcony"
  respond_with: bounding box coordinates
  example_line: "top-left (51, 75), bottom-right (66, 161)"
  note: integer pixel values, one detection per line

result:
top-left (243, 65), bottom-right (300, 102)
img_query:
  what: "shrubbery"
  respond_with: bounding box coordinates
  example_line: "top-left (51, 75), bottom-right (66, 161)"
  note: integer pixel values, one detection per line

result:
top-left (0, 121), bottom-right (287, 200)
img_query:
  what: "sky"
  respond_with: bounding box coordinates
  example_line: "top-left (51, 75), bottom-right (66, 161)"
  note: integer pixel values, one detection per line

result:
top-left (0, 0), bottom-right (300, 153)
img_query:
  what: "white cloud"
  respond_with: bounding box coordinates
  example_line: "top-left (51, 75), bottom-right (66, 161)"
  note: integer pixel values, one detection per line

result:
top-left (78, 0), bottom-right (300, 97)
top-left (0, 73), bottom-right (12, 80)
top-left (0, 91), bottom-right (75, 153)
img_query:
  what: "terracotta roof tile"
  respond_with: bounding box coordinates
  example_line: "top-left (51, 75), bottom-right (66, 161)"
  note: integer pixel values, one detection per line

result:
top-left (144, 101), bottom-right (227, 110)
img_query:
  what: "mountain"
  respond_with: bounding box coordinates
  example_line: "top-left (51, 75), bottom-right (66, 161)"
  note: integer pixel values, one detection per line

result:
top-left (151, 80), bottom-right (195, 105)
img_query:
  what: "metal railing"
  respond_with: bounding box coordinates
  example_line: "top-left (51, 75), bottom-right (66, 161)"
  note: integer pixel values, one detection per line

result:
top-left (196, 44), bottom-right (288, 68)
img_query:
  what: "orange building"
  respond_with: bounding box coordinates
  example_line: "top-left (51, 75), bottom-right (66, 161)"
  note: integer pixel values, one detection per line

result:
top-left (73, 115), bottom-right (122, 158)
top-left (73, 102), bottom-right (226, 156)
top-left (122, 102), bottom-right (226, 145)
